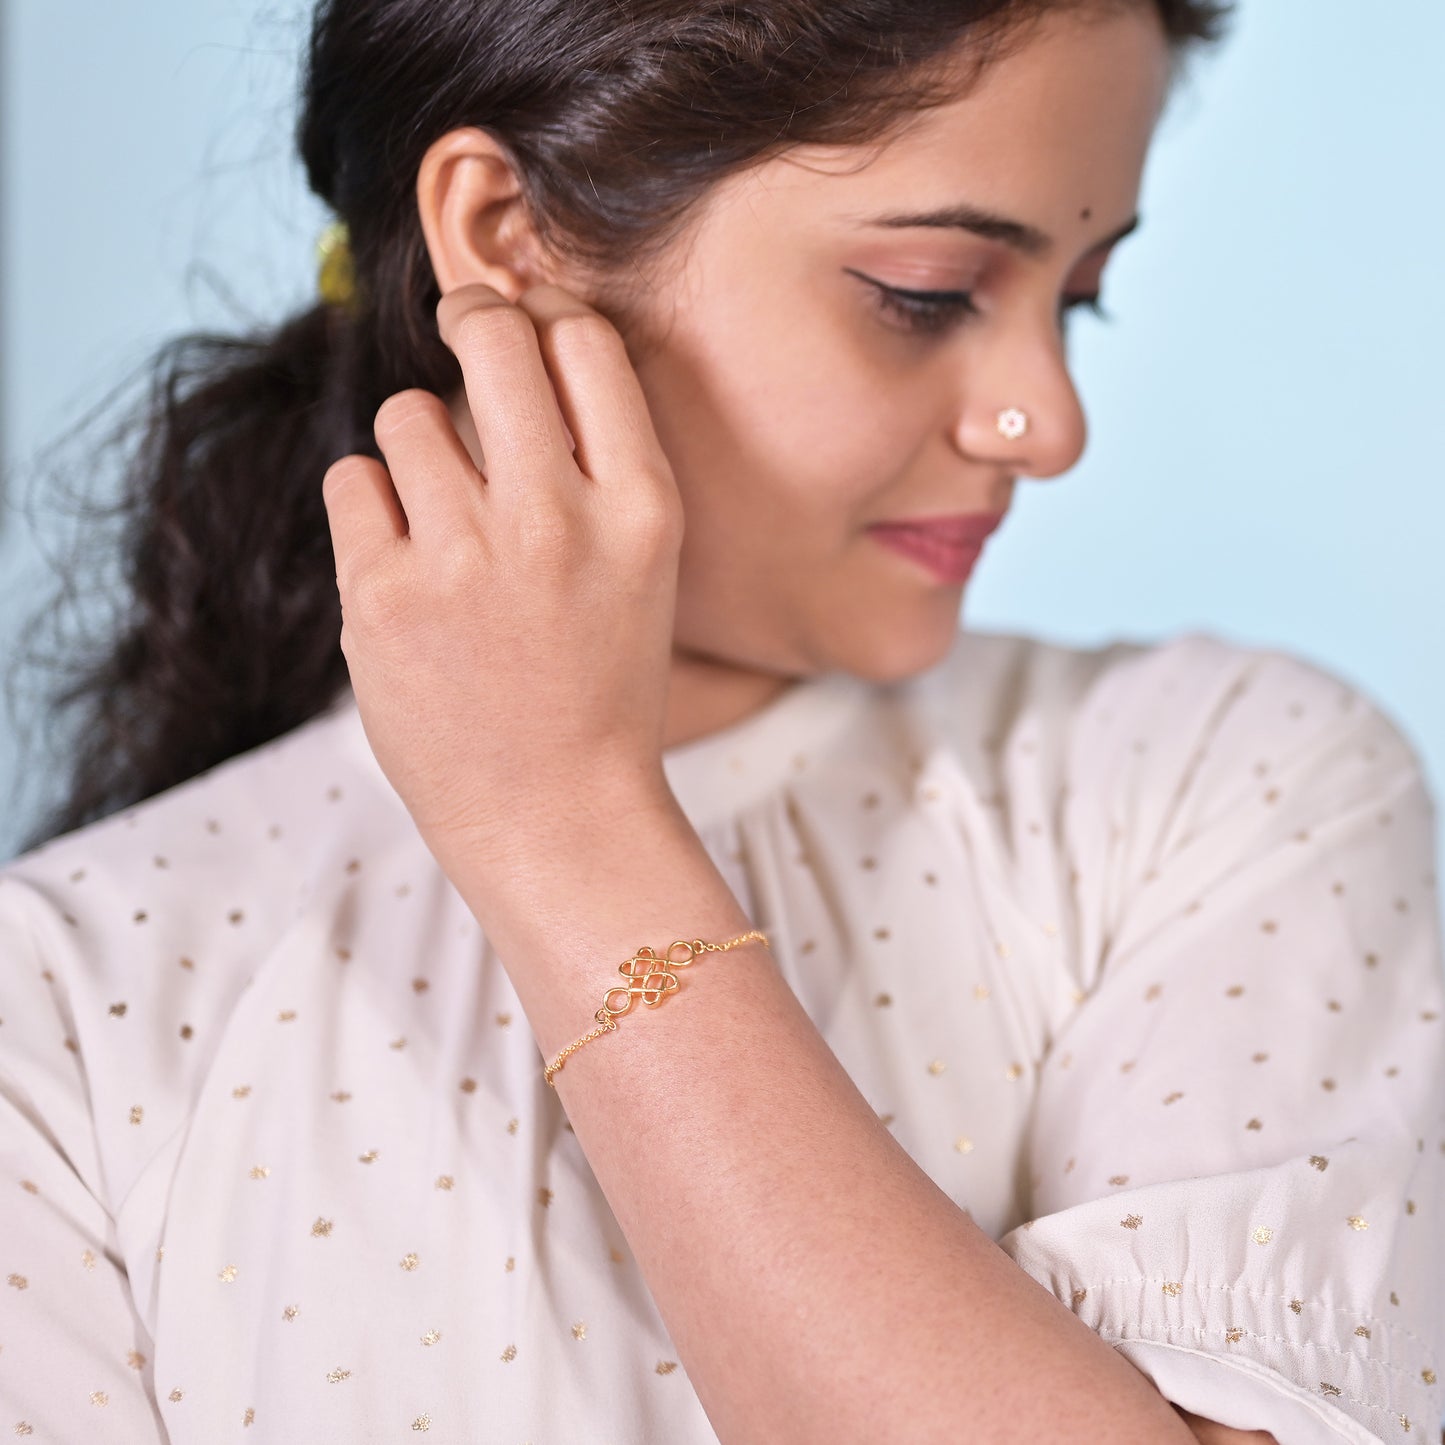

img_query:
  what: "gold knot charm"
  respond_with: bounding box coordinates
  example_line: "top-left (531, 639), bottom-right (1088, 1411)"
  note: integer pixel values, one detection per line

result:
top-left (597, 940), bottom-right (702, 1022)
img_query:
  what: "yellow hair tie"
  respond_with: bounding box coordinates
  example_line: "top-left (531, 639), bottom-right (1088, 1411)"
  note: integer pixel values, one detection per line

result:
top-left (317, 218), bottom-right (358, 312)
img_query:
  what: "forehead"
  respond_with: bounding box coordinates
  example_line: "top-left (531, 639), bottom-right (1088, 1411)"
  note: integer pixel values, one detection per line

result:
top-left (700, 7), bottom-right (1173, 241)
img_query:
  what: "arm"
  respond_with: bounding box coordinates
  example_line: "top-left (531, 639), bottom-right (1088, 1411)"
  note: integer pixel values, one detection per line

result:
top-left (450, 791), bottom-right (1199, 1445)
top-left (1174, 1408), bottom-right (1278, 1445)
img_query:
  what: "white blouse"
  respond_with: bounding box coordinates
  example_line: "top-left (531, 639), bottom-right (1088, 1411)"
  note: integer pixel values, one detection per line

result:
top-left (0, 625), bottom-right (1441, 1444)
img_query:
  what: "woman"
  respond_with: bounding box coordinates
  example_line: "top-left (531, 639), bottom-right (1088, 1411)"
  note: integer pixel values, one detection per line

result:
top-left (1, 0), bottom-right (1439, 1440)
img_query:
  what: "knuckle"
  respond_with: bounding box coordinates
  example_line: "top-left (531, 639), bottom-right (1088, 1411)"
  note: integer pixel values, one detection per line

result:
top-left (545, 310), bottom-right (619, 359)
top-left (454, 303), bottom-right (534, 357)
top-left (515, 496), bottom-right (581, 558)
top-left (432, 529), bottom-right (488, 588)
top-left (373, 389), bottom-right (444, 439)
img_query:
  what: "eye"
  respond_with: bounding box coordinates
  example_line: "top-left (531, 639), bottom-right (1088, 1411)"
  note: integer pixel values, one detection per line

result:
top-left (847, 270), bottom-right (982, 337)
top-left (1060, 293), bottom-right (1114, 329)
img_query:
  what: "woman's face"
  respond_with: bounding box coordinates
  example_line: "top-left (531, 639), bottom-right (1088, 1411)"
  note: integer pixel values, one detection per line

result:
top-left (610, 5), bottom-right (1173, 698)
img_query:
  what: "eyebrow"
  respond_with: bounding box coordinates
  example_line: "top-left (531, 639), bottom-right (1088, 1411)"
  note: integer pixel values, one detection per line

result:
top-left (850, 203), bottom-right (1141, 259)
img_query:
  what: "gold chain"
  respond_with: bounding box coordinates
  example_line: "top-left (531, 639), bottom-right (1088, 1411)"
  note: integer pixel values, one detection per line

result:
top-left (543, 928), bottom-right (768, 1086)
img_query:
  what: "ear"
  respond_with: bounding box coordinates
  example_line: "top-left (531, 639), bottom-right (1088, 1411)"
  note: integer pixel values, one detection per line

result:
top-left (415, 127), bottom-right (556, 301)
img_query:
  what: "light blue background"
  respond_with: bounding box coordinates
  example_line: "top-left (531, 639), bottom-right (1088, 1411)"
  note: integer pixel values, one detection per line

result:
top-left (2, 0), bottom-right (1442, 897)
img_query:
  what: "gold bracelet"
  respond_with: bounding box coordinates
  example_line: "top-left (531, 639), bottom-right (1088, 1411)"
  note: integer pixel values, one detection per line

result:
top-left (543, 928), bottom-right (768, 1086)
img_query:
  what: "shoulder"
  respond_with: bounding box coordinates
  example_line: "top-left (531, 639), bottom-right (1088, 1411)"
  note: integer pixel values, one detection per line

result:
top-left (0, 687), bottom-right (411, 1032)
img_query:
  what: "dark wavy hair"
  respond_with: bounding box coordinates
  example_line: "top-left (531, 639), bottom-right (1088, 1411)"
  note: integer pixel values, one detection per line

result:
top-left (11, 0), bottom-right (1232, 851)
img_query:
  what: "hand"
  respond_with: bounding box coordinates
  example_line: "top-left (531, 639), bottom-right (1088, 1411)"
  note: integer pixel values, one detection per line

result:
top-left (320, 281), bottom-right (685, 879)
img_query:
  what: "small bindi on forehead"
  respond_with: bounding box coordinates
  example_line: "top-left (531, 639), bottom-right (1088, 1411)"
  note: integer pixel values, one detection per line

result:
top-left (1081, 206), bottom-right (1092, 220)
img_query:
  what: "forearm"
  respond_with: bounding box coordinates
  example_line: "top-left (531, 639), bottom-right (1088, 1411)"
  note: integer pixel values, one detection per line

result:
top-left (455, 794), bottom-right (1197, 1445)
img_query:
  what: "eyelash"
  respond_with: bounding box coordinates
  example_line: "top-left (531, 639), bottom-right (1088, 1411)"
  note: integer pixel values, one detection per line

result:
top-left (858, 276), bottom-right (1113, 338)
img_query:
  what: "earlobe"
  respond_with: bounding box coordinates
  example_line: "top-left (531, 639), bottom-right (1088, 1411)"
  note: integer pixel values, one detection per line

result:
top-left (415, 127), bottom-right (545, 302)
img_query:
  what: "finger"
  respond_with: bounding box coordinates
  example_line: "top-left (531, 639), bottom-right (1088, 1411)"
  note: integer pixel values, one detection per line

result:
top-left (436, 284), bottom-right (578, 497)
top-left (322, 453), bottom-right (407, 574)
top-left (512, 283), bottom-right (672, 489)
top-left (371, 388), bottom-right (486, 541)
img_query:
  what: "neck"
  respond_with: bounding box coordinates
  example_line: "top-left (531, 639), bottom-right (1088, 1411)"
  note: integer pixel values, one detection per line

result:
top-left (663, 649), bottom-right (799, 752)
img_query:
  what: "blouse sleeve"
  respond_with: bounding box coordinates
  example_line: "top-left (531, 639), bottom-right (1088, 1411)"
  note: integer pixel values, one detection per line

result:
top-left (0, 878), bottom-right (167, 1438)
top-left (995, 636), bottom-right (1445, 1445)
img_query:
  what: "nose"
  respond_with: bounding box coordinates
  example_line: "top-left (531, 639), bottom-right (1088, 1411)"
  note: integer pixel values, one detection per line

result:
top-left (951, 317), bottom-right (1088, 479)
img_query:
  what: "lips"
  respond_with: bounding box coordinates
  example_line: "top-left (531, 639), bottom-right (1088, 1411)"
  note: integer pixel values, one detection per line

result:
top-left (867, 512), bottom-right (1007, 547)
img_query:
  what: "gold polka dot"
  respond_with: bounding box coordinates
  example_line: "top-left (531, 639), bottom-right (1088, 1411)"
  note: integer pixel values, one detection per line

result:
top-left (1143, 984), bottom-right (1163, 1002)
top-left (1422, 1368), bottom-right (1436, 1385)
top-left (1263, 789), bottom-right (1280, 804)
top-left (656, 1360), bottom-right (678, 1375)
top-left (505, 1256), bottom-right (515, 1272)
top-left (506, 1118), bottom-right (519, 1135)
top-left (421, 1330), bottom-right (441, 1346)
top-left (389, 1037), bottom-right (407, 1050)
top-left (435, 1175), bottom-right (454, 1191)
top-left (954, 1137), bottom-right (974, 1154)
top-left (358, 1150), bottom-right (378, 1164)
top-left (179, 1024), bottom-right (194, 1040)
top-left (249, 1165), bottom-right (270, 1180)
top-left (169, 1388), bottom-right (184, 1402)
top-left (501, 1344), bottom-right (517, 1363)
top-left (1225, 985), bottom-right (1245, 997)
top-left (1326, 999), bottom-right (1343, 1013)
top-left (1252, 1226), bottom-right (1274, 1244)
top-left (1289, 1299), bottom-right (1303, 1314)
top-left (232, 1085), bottom-right (251, 1099)
top-left (538, 1186), bottom-right (554, 1207)
top-left (81, 1250), bottom-right (95, 1270)
top-left (1163, 1091), bottom-right (1185, 1105)
top-left (974, 984), bottom-right (990, 1000)
top-left (1355, 1324), bottom-right (1371, 1338)
top-left (571, 1321), bottom-right (587, 1340)
top-left (1071, 1287), bottom-right (1088, 1306)
top-left (129, 1105), bottom-right (144, 1125)
top-left (1121, 1214), bottom-right (1143, 1230)
top-left (861, 792), bottom-right (880, 809)
top-left (127, 1351), bottom-right (147, 1370)
top-left (345, 859), bottom-right (361, 875)
top-left (873, 926), bottom-right (891, 941)
top-left (179, 956), bottom-right (195, 970)
top-left (277, 1010), bottom-right (297, 1023)
top-left (325, 1368), bottom-right (351, 1383)
top-left (243, 1407), bottom-right (255, 1426)
top-left (7, 1274), bottom-right (28, 1289)
top-left (1322, 1078), bottom-right (1337, 1091)
top-left (927, 1059), bottom-right (946, 1076)
top-left (1246, 1117), bottom-right (1263, 1130)
top-left (459, 1077), bottom-right (478, 1094)
top-left (19, 1180), bottom-right (38, 1195)
top-left (1108, 1174), bottom-right (1129, 1186)
top-left (1309, 1155), bottom-right (1329, 1171)
top-left (411, 1416), bottom-right (431, 1432)
top-left (860, 856), bottom-right (877, 870)
top-left (311, 1218), bottom-right (334, 1237)
top-left (1004, 1062), bottom-right (1024, 1081)
top-left (218, 1264), bottom-right (238, 1283)
top-left (283, 1305), bottom-right (299, 1321)
top-left (1405, 1198), bottom-right (1416, 1215)
top-left (335, 946), bottom-right (352, 961)
top-left (90, 1392), bottom-right (109, 1407)
top-left (994, 940), bottom-right (1011, 959)
top-left (400, 1253), bottom-right (419, 1271)
top-left (228, 910), bottom-right (244, 926)
top-left (1225, 1327), bottom-right (1245, 1343)
top-left (923, 872), bottom-right (938, 886)
top-left (133, 911), bottom-right (148, 924)
top-left (412, 978), bottom-right (429, 993)
top-left (330, 1090), bottom-right (352, 1102)
top-left (1260, 920), bottom-right (1278, 934)
top-left (874, 992), bottom-right (893, 1007)
top-left (1320, 1382), bottom-right (1342, 1397)
top-left (1162, 1281), bottom-right (1182, 1296)
top-left (108, 1002), bottom-right (128, 1018)
top-left (1253, 1052), bottom-right (1270, 1063)
top-left (1346, 1216), bottom-right (1369, 1230)
top-left (1389, 1292), bottom-right (1400, 1306)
